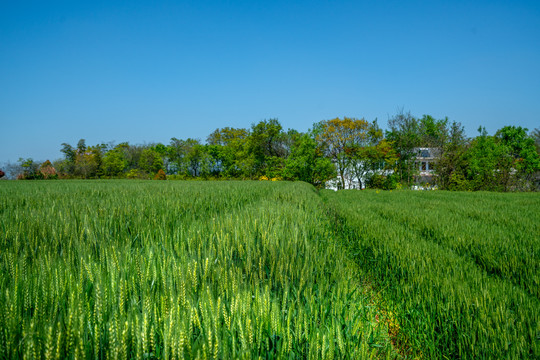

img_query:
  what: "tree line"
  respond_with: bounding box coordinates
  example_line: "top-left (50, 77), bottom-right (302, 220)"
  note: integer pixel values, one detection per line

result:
top-left (3, 112), bottom-right (540, 191)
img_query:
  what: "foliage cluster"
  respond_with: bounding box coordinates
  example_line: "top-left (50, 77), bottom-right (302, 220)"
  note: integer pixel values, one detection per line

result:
top-left (437, 126), bottom-right (540, 191)
top-left (12, 159), bottom-right (58, 180)
top-left (44, 120), bottom-right (337, 188)
top-left (6, 114), bottom-right (540, 191)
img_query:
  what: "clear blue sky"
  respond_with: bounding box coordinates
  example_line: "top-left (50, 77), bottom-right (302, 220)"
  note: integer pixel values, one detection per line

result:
top-left (1, 0), bottom-right (539, 164)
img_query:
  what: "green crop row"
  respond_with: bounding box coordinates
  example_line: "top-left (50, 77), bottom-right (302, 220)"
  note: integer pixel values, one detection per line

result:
top-left (359, 191), bottom-right (540, 299)
top-left (322, 189), bottom-right (540, 359)
top-left (0, 181), bottom-right (395, 359)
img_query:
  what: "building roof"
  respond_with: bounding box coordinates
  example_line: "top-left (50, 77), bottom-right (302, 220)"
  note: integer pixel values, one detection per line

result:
top-left (414, 147), bottom-right (440, 159)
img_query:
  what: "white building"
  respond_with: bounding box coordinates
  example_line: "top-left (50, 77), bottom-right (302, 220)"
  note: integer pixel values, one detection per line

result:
top-left (325, 147), bottom-right (441, 191)
top-left (413, 147), bottom-right (440, 185)
top-left (325, 165), bottom-right (393, 191)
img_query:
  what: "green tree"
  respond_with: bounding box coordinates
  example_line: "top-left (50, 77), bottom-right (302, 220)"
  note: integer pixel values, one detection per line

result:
top-left (112, 142), bottom-right (145, 171)
top-left (316, 117), bottom-right (370, 189)
top-left (346, 120), bottom-right (389, 189)
top-left (385, 111), bottom-right (421, 184)
top-left (282, 133), bottom-right (335, 187)
top-left (102, 147), bottom-right (127, 177)
top-left (207, 127), bottom-right (249, 147)
top-left (496, 126), bottom-right (540, 189)
top-left (17, 158), bottom-right (41, 180)
top-left (76, 139), bottom-right (87, 154)
top-left (60, 142), bottom-right (77, 176)
top-left (532, 128), bottom-right (540, 154)
top-left (206, 127), bottom-right (250, 177)
top-left (185, 140), bottom-right (204, 177)
top-left (152, 143), bottom-right (170, 173)
top-left (74, 144), bottom-right (104, 179)
top-left (167, 138), bottom-right (185, 175)
top-left (139, 148), bottom-right (164, 175)
top-left (464, 127), bottom-right (513, 191)
top-left (246, 119), bottom-right (286, 178)
top-left (439, 126), bottom-right (539, 191)
top-left (168, 138), bottom-right (205, 176)
top-left (364, 139), bottom-right (400, 189)
top-left (387, 112), bottom-right (451, 185)
top-left (435, 121), bottom-right (469, 190)
top-left (418, 114), bottom-right (449, 148)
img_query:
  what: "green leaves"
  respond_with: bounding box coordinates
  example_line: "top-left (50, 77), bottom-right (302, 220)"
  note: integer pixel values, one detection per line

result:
top-left (282, 134), bottom-right (335, 188)
top-left (102, 149), bottom-right (127, 177)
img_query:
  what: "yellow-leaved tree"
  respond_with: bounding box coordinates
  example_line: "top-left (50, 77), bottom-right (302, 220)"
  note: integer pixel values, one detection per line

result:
top-left (315, 117), bottom-right (370, 189)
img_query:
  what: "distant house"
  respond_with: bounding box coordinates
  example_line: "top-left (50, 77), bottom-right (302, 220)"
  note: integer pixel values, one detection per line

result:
top-left (325, 147), bottom-right (442, 191)
top-left (414, 147), bottom-right (440, 185)
top-left (324, 163), bottom-right (393, 191)
top-left (325, 174), bottom-right (362, 191)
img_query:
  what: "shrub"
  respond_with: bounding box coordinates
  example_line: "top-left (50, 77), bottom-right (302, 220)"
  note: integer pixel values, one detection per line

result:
top-left (367, 174), bottom-right (398, 190)
top-left (367, 174), bottom-right (385, 189)
top-left (126, 169), bottom-right (149, 179)
top-left (448, 172), bottom-right (470, 191)
top-left (39, 160), bottom-right (58, 179)
top-left (153, 169), bottom-right (167, 180)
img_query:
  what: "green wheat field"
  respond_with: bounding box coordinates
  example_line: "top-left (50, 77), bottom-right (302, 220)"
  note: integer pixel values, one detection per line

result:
top-left (1, 181), bottom-right (539, 359)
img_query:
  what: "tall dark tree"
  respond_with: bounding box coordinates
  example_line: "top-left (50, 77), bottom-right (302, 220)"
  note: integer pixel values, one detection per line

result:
top-left (185, 140), bottom-right (205, 177)
top-left (386, 111), bottom-right (421, 184)
top-left (77, 139), bottom-right (87, 154)
top-left (387, 111), bottom-right (451, 185)
top-left (247, 119), bottom-right (286, 177)
top-left (418, 114), bottom-right (449, 148)
top-left (60, 142), bottom-right (77, 175)
top-left (168, 138), bottom-right (204, 177)
top-left (435, 121), bottom-right (468, 190)
top-left (532, 128), bottom-right (540, 154)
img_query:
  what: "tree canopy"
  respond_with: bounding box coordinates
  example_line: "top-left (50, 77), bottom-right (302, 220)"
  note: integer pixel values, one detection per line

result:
top-left (6, 114), bottom-right (539, 191)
